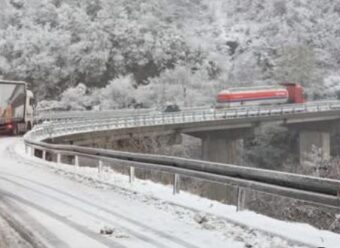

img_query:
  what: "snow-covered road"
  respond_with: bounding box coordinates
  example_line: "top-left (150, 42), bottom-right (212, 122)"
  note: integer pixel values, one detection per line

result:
top-left (0, 137), bottom-right (235, 248)
top-left (1, 136), bottom-right (340, 248)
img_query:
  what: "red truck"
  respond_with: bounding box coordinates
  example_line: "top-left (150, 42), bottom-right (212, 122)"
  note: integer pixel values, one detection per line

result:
top-left (216, 83), bottom-right (304, 108)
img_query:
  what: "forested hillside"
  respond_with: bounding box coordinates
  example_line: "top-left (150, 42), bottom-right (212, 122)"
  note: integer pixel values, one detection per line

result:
top-left (1, 0), bottom-right (340, 109)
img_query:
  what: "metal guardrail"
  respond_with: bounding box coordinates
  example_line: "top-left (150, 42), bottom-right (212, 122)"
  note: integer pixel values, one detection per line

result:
top-left (34, 108), bottom-right (155, 122)
top-left (24, 100), bottom-right (340, 209)
top-left (26, 100), bottom-right (340, 141)
top-left (34, 105), bottom-right (211, 122)
top-left (25, 138), bottom-right (340, 209)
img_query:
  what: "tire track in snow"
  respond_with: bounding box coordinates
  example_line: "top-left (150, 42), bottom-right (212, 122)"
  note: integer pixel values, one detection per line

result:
top-left (0, 196), bottom-right (68, 248)
top-left (0, 176), bottom-right (177, 248)
top-left (0, 188), bottom-right (126, 248)
top-left (4, 144), bottom-right (201, 248)
top-left (0, 198), bottom-right (47, 248)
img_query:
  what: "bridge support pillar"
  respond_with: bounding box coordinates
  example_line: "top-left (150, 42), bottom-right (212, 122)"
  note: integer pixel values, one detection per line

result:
top-left (286, 120), bottom-right (339, 165)
top-left (299, 130), bottom-right (330, 164)
top-left (201, 134), bottom-right (242, 164)
top-left (188, 128), bottom-right (254, 164)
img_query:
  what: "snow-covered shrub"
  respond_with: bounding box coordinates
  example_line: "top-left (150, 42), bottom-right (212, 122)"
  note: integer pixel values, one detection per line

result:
top-left (36, 99), bottom-right (66, 111)
top-left (322, 75), bottom-right (340, 99)
top-left (92, 75), bottom-right (137, 110)
top-left (145, 65), bottom-right (217, 108)
top-left (272, 0), bottom-right (287, 16)
top-left (58, 83), bottom-right (90, 110)
top-left (273, 45), bottom-right (319, 92)
top-left (243, 124), bottom-right (298, 170)
top-left (9, 0), bottom-right (26, 9)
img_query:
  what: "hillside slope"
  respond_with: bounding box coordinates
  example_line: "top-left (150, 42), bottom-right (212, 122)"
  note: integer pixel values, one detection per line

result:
top-left (0, 0), bottom-right (340, 102)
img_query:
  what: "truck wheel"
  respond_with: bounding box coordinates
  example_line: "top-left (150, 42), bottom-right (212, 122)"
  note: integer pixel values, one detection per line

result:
top-left (27, 122), bottom-right (32, 131)
top-left (12, 124), bottom-right (19, 136)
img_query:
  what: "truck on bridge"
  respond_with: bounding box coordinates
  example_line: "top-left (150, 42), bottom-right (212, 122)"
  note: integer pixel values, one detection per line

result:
top-left (0, 80), bottom-right (34, 134)
top-left (216, 82), bottom-right (304, 108)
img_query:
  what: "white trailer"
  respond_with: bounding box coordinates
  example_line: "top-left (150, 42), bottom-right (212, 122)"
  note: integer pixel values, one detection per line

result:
top-left (0, 80), bottom-right (34, 134)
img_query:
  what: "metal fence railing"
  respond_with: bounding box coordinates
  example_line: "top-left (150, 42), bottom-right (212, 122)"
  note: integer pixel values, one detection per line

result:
top-left (24, 139), bottom-right (340, 209)
top-left (27, 100), bottom-right (340, 141)
top-left (23, 100), bottom-right (340, 210)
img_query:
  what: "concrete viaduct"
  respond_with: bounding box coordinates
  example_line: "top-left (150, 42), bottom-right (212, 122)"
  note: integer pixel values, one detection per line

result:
top-left (49, 103), bottom-right (340, 165)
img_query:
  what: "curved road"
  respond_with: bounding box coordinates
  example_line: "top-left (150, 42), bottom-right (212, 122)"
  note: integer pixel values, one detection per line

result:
top-left (6, 136), bottom-right (337, 247)
top-left (0, 137), bottom-right (247, 248)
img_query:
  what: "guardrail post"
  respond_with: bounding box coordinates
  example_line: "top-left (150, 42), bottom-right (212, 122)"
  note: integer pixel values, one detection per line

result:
top-left (268, 108), bottom-right (272, 115)
top-left (173, 174), bottom-right (180, 195)
top-left (26, 145), bottom-right (31, 155)
top-left (57, 153), bottom-right (61, 163)
top-left (129, 166), bottom-right (135, 183)
top-left (98, 160), bottom-right (103, 174)
top-left (236, 187), bottom-right (246, 211)
top-left (74, 155), bottom-right (79, 167)
top-left (42, 150), bottom-right (46, 160)
top-left (30, 147), bottom-right (35, 156)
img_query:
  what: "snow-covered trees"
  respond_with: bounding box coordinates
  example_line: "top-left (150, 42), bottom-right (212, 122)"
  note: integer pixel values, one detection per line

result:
top-left (1, 0), bottom-right (340, 104)
top-left (322, 75), bottom-right (340, 99)
top-left (1, 0), bottom-right (213, 99)
top-left (50, 67), bottom-right (218, 111)
top-left (93, 76), bottom-right (137, 110)
top-left (273, 44), bottom-right (320, 95)
top-left (144, 66), bottom-right (215, 108)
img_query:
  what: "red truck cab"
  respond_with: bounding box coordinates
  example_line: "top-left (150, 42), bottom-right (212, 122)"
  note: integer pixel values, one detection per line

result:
top-left (280, 82), bottom-right (304, 104)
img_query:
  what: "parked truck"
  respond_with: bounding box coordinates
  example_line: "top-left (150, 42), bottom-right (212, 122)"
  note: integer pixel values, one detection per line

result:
top-left (0, 80), bottom-right (34, 135)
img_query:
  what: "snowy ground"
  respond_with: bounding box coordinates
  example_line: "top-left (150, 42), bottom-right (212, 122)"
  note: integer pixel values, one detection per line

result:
top-left (0, 137), bottom-right (340, 247)
top-left (0, 211), bottom-right (35, 248)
